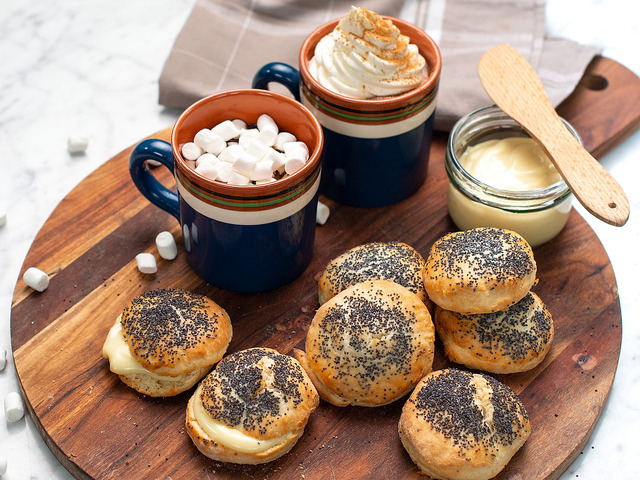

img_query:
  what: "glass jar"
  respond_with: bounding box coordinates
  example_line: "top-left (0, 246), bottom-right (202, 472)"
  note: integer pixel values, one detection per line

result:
top-left (445, 105), bottom-right (582, 247)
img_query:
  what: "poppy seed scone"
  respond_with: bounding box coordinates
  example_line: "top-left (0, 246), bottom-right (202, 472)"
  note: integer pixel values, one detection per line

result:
top-left (102, 288), bottom-right (232, 397)
top-left (295, 279), bottom-right (435, 407)
top-left (317, 241), bottom-right (430, 306)
top-left (435, 291), bottom-right (554, 374)
top-left (186, 347), bottom-right (319, 464)
top-left (423, 228), bottom-right (537, 314)
top-left (399, 368), bottom-right (530, 480)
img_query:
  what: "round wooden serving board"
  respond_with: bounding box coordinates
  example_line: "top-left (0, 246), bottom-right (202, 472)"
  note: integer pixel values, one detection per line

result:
top-left (10, 57), bottom-right (640, 480)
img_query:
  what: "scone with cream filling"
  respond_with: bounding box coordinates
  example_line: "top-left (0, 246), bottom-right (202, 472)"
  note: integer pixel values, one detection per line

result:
top-left (186, 347), bottom-right (319, 464)
top-left (102, 288), bottom-right (232, 397)
top-left (295, 279), bottom-right (435, 407)
top-left (399, 368), bottom-right (530, 480)
top-left (423, 227), bottom-right (536, 314)
top-left (318, 241), bottom-right (430, 307)
top-left (435, 291), bottom-right (554, 374)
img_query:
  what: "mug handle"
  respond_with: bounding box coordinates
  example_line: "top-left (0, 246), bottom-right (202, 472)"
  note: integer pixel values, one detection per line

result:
top-left (129, 138), bottom-right (180, 221)
top-left (252, 62), bottom-right (301, 101)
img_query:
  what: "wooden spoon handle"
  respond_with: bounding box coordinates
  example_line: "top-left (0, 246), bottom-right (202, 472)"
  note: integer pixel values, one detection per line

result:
top-left (478, 43), bottom-right (630, 227)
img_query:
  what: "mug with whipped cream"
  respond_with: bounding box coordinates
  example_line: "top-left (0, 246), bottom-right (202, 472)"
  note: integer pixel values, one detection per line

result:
top-left (253, 7), bottom-right (441, 207)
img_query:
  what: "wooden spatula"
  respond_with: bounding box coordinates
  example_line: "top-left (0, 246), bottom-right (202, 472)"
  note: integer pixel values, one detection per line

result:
top-left (478, 43), bottom-right (629, 227)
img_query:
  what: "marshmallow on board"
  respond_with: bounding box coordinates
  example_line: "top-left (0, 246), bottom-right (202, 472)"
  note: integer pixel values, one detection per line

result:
top-left (135, 253), bottom-right (157, 274)
top-left (181, 114), bottom-right (310, 185)
top-left (4, 391), bottom-right (25, 423)
top-left (155, 231), bottom-right (178, 260)
top-left (23, 267), bottom-right (50, 292)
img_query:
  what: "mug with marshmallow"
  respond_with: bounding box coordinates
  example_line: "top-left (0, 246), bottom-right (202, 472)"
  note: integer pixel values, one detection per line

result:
top-left (129, 89), bottom-right (324, 292)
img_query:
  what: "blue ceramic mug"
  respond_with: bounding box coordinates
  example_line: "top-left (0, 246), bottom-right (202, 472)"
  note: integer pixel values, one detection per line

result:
top-left (129, 89), bottom-right (324, 292)
top-left (252, 17), bottom-right (441, 207)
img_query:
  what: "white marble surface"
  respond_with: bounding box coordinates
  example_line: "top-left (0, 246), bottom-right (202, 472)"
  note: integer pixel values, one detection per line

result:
top-left (0, 0), bottom-right (638, 478)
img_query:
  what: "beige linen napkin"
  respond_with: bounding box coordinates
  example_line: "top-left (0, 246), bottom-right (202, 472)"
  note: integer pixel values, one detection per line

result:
top-left (158, 0), bottom-right (600, 131)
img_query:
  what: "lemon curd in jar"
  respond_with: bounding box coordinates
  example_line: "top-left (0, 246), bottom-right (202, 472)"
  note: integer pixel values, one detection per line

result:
top-left (445, 106), bottom-right (581, 247)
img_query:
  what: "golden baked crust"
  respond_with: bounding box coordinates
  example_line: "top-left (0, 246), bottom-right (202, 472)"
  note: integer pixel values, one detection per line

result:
top-left (398, 368), bottom-right (530, 480)
top-left (423, 228), bottom-right (536, 314)
top-left (318, 241), bottom-right (430, 306)
top-left (296, 279), bottom-right (435, 407)
top-left (435, 292), bottom-right (554, 374)
top-left (186, 347), bottom-right (319, 464)
top-left (120, 288), bottom-right (233, 377)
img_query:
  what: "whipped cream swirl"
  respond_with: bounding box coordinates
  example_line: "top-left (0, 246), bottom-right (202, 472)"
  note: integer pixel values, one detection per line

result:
top-left (308, 7), bottom-right (427, 99)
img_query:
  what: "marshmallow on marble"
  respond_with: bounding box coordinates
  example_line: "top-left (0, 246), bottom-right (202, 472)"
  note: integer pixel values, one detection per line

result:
top-left (23, 267), bottom-right (49, 292)
top-left (135, 253), bottom-right (157, 274)
top-left (155, 231), bottom-right (178, 260)
top-left (0, 349), bottom-right (6, 371)
top-left (0, 455), bottom-right (6, 475)
top-left (181, 142), bottom-right (203, 161)
top-left (67, 135), bottom-right (89, 154)
top-left (316, 201), bottom-right (330, 225)
top-left (4, 391), bottom-right (25, 423)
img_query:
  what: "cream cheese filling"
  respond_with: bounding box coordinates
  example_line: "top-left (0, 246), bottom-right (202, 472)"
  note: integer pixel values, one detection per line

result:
top-left (193, 384), bottom-right (290, 454)
top-left (102, 317), bottom-right (183, 383)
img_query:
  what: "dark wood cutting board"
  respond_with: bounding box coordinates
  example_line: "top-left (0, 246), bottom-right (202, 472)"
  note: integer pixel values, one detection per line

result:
top-left (10, 56), bottom-right (640, 480)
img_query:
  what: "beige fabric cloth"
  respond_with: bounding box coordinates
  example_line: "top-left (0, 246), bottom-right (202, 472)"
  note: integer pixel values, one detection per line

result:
top-left (158, 0), bottom-right (600, 131)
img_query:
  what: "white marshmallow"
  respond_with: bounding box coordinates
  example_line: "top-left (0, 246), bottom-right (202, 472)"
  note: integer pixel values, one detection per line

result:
top-left (250, 159), bottom-right (275, 181)
top-left (4, 391), bottom-right (25, 423)
top-left (227, 171), bottom-right (251, 185)
top-left (316, 201), bottom-right (330, 225)
top-left (216, 162), bottom-right (234, 182)
top-left (67, 135), bottom-right (89, 154)
top-left (218, 143), bottom-right (245, 163)
top-left (23, 267), bottom-right (49, 292)
top-left (232, 119), bottom-right (247, 131)
top-left (181, 142), bottom-right (203, 161)
top-left (135, 253), bottom-right (157, 274)
top-left (285, 156), bottom-right (306, 175)
top-left (255, 178), bottom-right (277, 185)
top-left (263, 148), bottom-right (287, 173)
top-left (0, 349), bottom-right (6, 371)
top-left (240, 128), bottom-right (259, 138)
top-left (155, 231), bottom-right (178, 260)
top-left (195, 161), bottom-right (219, 181)
top-left (241, 135), bottom-right (268, 160)
top-left (195, 152), bottom-right (219, 167)
top-left (0, 455), bottom-right (6, 475)
top-left (283, 141), bottom-right (309, 156)
top-left (205, 134), bottom-right (226, 155)
top-left (274, 131), bottom-right (297, 151)
top-left (193, 128), bottom-right (217, 150)
top-left (233, 152), bottom-right (258, 176)
top-left (212, 120), bottom-right (241, 141)
top-left (257, 114), bottom-right (278, 146)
